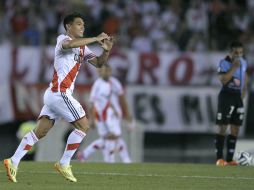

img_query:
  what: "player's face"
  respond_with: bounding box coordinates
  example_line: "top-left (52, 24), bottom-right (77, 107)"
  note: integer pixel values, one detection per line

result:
top-left (100, 66), bottom-right (112, 80)
top-left (230, 47), bottom-right (243, 59)
top-left (68, 18), bottom-right (85, 38)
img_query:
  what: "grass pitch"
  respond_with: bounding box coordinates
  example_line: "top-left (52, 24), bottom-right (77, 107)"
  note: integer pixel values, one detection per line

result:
top-left (0, 162), bottom-right (254, 190)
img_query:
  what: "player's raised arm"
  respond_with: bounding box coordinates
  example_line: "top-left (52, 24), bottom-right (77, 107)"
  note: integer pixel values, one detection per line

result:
top-left (218, 58), bottom-right (240, 85)
top-left (218, 42), bottom-right (243, 85)
top-left (62, 33), bottom-right (109, 49)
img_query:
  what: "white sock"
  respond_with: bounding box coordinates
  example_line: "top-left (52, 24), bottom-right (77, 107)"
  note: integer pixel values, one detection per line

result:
top-left (60, 129), bottom-right (86, 166)
top-left (117, 138), bottom-right (131, 163)
top-left (11, 131), bottom-right (38, 167)
top-left (82, 138), bottom-right (104, 160)
top-left (104, 140), bottom-right (116, 163)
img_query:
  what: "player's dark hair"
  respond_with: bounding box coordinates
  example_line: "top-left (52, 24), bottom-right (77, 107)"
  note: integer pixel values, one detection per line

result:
top-left (63, 12), bottom-right (85, 31)
top-left (229, 41), bottom-right (243, 50)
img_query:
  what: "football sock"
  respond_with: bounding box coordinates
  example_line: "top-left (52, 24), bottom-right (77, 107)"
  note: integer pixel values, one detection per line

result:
top-left (60, 129), bottom-right (86, 166)
top-left (226, 135), bottom-right (237, 162)
top-left (117, 138), bottom-right (131, 163)
top-left (11, 131), bottom-right (38, 168)
top-left (104, 140), bottom-right (116, 163)
top-left (82, 138), bottom-right (104, 160)
top-left (215, 134), bottom-right (225, 160)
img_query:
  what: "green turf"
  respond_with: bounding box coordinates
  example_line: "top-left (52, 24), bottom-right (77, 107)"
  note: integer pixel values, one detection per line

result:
top-left (0, 162), bottom-right (254, 190)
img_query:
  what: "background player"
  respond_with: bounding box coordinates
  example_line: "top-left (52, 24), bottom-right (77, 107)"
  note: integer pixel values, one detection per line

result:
top-left (77, 64), bottom-right (134, 163)
top-left (215, 41), bottom-right (248, 166)
top-left (4, 12), bottom-right (113, 183)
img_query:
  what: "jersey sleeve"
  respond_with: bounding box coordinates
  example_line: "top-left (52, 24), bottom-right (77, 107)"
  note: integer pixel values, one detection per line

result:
top-left (84, 46), bottom-right (97, 62)
top-left (217, 60), bottom-right (228, 74)
top-left (56, 35), bottom-right (71, 51)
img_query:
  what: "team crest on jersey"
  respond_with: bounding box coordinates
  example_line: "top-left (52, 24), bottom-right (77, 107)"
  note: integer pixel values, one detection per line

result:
top-left (233, 78), bottom-right (240, 86)
top-left (74, 53), bottom-right (84, 63)
top-left (74, 47), bottom-right (85, 63)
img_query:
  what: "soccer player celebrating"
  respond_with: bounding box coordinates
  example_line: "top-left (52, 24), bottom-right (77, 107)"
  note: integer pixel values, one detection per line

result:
top-left (77, 64), bottom-right (133, 163)
top-left (215, 41), bottom-right (248, 166)
top-left (4, 12), bottom-right (114, 182)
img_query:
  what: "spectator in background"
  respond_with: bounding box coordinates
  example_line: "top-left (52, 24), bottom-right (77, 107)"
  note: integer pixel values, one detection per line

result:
top-left (42, 2), bottom-right (58, 44)
top-left (185, 0), bottom-right (208, 34)
top-left (10, 5), bottom-right (28, 45)
top-left (186, 32), bottom-right (207, 52)
top-left (155, 35), bottom-right (179, 52)
top-left (102, 14), bottom-right (120, 36)
top-left (131, 29), bottom-right (152, 53)
top-left (1, 0), bottom-right (254, 51)
top-left (160, 1), bottom-right (181, 39)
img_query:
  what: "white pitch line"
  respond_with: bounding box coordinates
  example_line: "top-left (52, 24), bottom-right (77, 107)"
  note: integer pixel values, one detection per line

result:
top-left (1, 170), bottom-right (254, 180)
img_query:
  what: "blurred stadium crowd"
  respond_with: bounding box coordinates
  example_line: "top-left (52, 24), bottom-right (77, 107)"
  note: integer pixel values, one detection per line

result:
top-left (1, 0), bottom-right (254, 53)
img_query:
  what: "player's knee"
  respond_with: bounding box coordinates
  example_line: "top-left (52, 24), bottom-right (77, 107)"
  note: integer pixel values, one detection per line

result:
top-left (218, 130), bottom-right (226, 135)
top-left (74, 122), bottom-right (89, 133)
top-left (230, 125), bottom-right (239, 136)
top-left (80, 124), bottom-right (89, 132)
top-left (73, 117), bottom-right (90, 132)
top-left (217, 125), bottom-right (227, 135)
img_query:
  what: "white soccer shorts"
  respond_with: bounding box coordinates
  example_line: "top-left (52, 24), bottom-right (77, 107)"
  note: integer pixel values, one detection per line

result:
top-left (96, 107), bottom-right (121, 137)
top-left (39, 88), bottom-right (86, 122)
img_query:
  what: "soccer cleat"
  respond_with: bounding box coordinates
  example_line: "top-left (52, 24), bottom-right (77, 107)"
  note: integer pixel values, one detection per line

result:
top-left (216, 159), bottom-right (226, 166)
top-left (54, 162), bottom-right (77, 182)
top-left (225, 160), bottom-right (238, 166)
top-left (3, 159), bottom-right (18, 182)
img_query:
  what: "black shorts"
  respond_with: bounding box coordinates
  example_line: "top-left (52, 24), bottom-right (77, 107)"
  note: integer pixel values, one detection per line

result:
top-left (216, 91), bottom-right (244, 126)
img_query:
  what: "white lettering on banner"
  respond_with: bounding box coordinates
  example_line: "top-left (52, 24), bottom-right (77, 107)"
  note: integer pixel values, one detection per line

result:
top-left (126, 86), bottom-right (220, 133)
